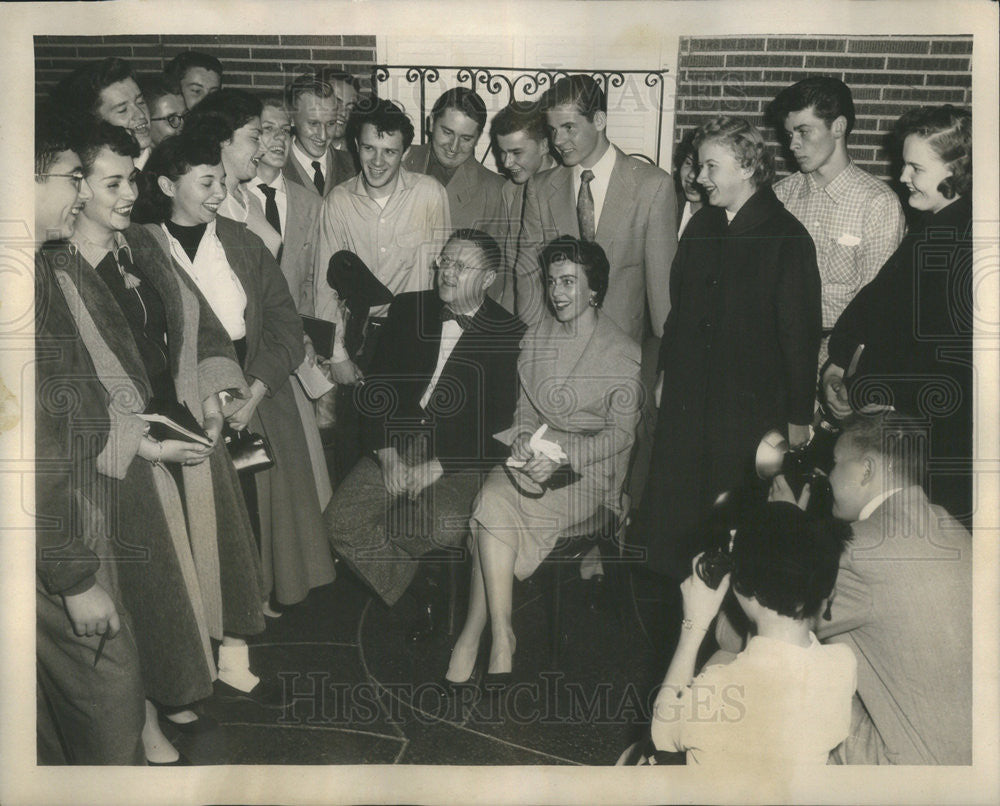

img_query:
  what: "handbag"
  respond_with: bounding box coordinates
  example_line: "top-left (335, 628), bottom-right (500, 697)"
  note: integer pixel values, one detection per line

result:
top-left (223, 426), bottom-right (275, 474)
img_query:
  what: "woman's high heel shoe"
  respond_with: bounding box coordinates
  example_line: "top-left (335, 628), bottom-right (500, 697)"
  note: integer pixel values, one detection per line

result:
top-left (440, 663), bottom-right (482, 698)
top-left (481, 670), bottom-right (512, 694)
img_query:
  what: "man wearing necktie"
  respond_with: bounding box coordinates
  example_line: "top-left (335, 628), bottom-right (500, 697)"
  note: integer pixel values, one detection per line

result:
top-left (513, 74), bottom-right (678, 563)
top-left (250, 96), bottom-right (322, 317)
top-left (322, 230), bottom-right (523, 622)
top-left (282, 73), bottom-right (356, 200)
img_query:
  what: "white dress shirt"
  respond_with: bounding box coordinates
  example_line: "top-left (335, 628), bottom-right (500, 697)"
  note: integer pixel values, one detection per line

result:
top-left (419, 305), bottom-right (480, 410)
top-left (292, 140), bottom-right (326, 187)
top-left (571, 141), bottom-right (617, 230)
top-left (247, 172), bottom-right (288, 235)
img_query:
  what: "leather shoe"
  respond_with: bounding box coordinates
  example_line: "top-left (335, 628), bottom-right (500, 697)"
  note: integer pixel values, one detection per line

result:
top-left (440, 663), bottom-right (482, 698)
top-left (147, 752), bottom-right (192, 766)
top-left (213, 677), bottom-right (287, 710)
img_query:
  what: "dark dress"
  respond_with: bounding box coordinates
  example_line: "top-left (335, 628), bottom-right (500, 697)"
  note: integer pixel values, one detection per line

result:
top-left (637, 185), bottom-right (822, 579)
top-left (828, 195), bottom-right (973, 523)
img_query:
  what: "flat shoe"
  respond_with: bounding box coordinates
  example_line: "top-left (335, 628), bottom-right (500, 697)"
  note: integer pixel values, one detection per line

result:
top-left (213, 677), bottom-right (287, 710)
top-left (161, 712), bottom-right (219, 735)
top-left (146, 751), bottom-right (192, 766)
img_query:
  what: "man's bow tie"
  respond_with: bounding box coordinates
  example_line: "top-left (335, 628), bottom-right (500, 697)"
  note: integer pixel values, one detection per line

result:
top-left (440, 306), bottom-right (475, 330)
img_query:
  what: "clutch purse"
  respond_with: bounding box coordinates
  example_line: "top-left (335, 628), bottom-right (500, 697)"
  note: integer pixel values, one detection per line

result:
top-left (224, 426), bottom-right (275, 474)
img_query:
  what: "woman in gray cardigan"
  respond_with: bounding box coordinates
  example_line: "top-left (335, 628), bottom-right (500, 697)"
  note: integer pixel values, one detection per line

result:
top-left (445, 236), bottom-right (642, 688)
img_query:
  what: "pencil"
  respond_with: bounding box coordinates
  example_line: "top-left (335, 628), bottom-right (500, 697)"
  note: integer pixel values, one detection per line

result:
top-left (93, 631), bottom-right (109, 667)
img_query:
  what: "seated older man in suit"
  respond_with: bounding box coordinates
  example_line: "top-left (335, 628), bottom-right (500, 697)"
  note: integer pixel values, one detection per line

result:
top-left (489, 101), bottom-right (558, 311)
top-left (284, 72), bottom-right (356, 199)
top-left (770, 411), bottom-right (972, 765)
top-left (323, 229), bottom-right (523, 625)
top-left (403, 88), bottom-right (506, 257)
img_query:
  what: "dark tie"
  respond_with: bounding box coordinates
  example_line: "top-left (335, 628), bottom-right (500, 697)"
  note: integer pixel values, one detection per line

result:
top-left (577, 169), bottom-right (596, 241)
top-left (311, 160), bottom-right (325, 195)
top-left (440, 306), bottom-right (475, 330)
top-left (258, 183), bottom-right (281, 236)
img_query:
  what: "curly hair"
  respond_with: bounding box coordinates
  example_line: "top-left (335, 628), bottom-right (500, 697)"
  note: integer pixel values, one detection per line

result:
top-left (346, 97), bottom-right (415, 152)
top-left (895, 105), bottom-right (972, 199)
top-left (693, 116), bottom-right (775, 188)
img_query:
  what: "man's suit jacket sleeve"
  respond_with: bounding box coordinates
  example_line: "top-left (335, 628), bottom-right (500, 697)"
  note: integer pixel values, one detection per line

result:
top-left (644, 173), bottom-right (678, 338)
top-left (816, 524), bottom-right (874, 639)
top-left (358, 295), bottom-right (407, 454)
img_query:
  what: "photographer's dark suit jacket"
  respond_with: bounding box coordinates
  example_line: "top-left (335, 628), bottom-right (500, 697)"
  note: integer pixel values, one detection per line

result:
top-left (359, 289), bottom-right (524, 469)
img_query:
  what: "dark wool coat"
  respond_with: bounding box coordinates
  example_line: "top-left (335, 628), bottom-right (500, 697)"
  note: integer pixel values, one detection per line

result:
top-left (829, 195), bottom-right (973, 521)
top-left (147, 216), bottom-right (335, 606)
top-left (638, 185), bottom-right (822, 578)
top-left (47, 224), bottom-right (265, 707)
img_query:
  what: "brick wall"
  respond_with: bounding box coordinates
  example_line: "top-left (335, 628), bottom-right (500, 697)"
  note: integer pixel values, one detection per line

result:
top-left (34, 34), bottom-right (378, 100)
top-left (673, 35), bottom-right (972, 182)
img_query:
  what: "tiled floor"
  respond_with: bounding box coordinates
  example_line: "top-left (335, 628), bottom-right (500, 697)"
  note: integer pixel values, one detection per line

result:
top-left (166, 561), bottom-right (684, 766)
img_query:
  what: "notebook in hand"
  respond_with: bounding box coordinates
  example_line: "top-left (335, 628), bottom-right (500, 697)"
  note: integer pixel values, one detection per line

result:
top-left (301, 315), bottom-right (336, 360)
top-left (139, 398), bottom-right (213, 447)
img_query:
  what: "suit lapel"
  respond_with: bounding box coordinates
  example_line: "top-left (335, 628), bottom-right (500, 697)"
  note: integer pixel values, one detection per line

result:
top-left (449, 160), bottom-right (477, 209)
top-left (596, 147), bottom-right (634, 244)
top-left (547, 168), bottom-right (579, 238)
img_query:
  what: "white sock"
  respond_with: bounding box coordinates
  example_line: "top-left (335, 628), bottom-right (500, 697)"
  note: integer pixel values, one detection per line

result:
top-left (217, 643), bottom-right (261, 692)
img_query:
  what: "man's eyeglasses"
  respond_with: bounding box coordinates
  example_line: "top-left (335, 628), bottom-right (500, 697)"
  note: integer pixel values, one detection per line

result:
top-left (150, 112), bottom-right (186, 130)
top-left (35, 170), bottom-right (86, 189)
top-left (434, 254), bottom-right (482, 274)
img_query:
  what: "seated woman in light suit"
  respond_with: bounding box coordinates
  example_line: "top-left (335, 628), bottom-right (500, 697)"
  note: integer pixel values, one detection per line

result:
top-left (444, 236), bottom-right (642, 687)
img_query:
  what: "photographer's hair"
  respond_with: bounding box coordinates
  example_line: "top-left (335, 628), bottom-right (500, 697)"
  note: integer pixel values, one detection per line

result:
top-left (540, 235), bottom-right (610, 308)
top-left (431, 87), bottom-right (488, 132)
top-left (73, 120), bottom-right (141, 176)
top-left (895, 104), bottom-right (972, 200)
top-left (35, 104), bottom-right (76, 177)
top-left (693, 116), bottom-right (775, 188)
top-left (140, 74), bottom-right (182, 108)
top-left (346, 97), bottom-right (415, 152)
top-left (165, 51), bottom-right (223, 86)
top-left (541, 74), bottom-right (607, 121)
top-left (445, 228), bottom-right (502, 276)
top-left (767, 75), bottom-right (856, 135)
top-left (490, 100), bottom-right (548, 143)
top-left (50, 57), bottom-right (141, 124)
top-left (838, 410), bottom-right (927, 491)
top-left (132, 128), bottom-right (223, 225)
top-left (730, 502), bottom-right (852, 620)
top-left (184, 88), bottom-right (261, 136)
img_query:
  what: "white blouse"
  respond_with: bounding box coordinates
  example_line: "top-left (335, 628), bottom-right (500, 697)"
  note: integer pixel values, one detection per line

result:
top-left (162, 219), bottom-right (248, 340)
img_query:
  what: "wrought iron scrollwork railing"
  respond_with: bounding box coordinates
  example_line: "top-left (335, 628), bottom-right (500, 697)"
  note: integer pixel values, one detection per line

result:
top-left (371, 65), bottom-right (669, 167)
